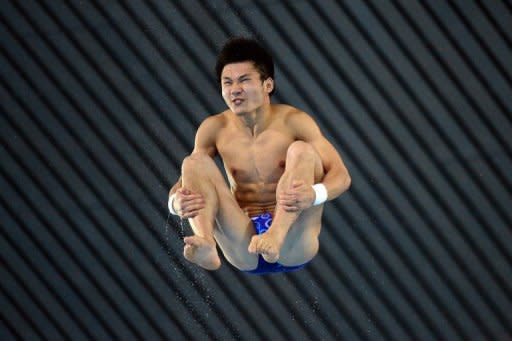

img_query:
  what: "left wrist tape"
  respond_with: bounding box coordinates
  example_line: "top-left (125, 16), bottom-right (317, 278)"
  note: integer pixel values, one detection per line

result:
top-left (312, 183), bottom-right (328, 206)
top-left (168, 193), bottom-right (178, 215)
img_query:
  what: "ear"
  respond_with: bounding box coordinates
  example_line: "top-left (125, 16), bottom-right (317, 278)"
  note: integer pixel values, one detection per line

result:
top-left (264, 78), bottom-right (274, 94)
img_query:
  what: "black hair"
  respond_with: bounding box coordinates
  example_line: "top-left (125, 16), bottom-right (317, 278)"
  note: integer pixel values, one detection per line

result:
top-left (215, 37), bottom-right (275, 96)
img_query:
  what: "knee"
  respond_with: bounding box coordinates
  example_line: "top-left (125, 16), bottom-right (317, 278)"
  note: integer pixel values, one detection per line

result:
top-left (286, 141), bottom-right (316, 162)
top-left (182, 153), bottom-right (215, 175)
top-left (182, 153), bottom-right (214, 171)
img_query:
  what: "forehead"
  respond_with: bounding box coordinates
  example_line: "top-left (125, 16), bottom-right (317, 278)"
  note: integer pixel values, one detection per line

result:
top-left (221, 61), bottom-right (258, 78)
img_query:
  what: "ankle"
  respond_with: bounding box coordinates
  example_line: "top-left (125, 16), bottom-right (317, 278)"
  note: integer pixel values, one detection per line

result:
top-left (266, 226), bottom-right (287, 244)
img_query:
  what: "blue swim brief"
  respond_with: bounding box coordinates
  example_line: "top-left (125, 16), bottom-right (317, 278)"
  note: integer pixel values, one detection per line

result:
top-left (244, 212), bottom-right (308, 275)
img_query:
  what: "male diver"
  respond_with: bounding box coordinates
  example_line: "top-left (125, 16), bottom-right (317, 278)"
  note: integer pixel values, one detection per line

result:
top-left (169, 38), bottom-right (351, 274)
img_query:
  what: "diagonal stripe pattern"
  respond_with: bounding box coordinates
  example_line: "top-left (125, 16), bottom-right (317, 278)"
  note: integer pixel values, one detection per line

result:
top-left (1, 1), bottom-right (511, 340)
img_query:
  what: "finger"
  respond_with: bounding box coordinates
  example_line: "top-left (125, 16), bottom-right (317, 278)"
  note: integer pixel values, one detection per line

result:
top-left (181, 208), bottom-right (203, 216)
top-left (291, 180), bottom-right (304, 188)
top-left (182, 212), bottom-right (197, 219)
top-left (279, 193), bottom-right (296, 202)
top-left (279, 197), bottom-right (300, 206)
top-left (182, 199), bottom-right (206, 209)
top-left (184, 192), bottom-right (203, 199)
top-left (182, 207), bottom-right (203, 217)
top-left (177, 198), bottom-right (204, 211)
top-left (183, 197), bottom-right (206, 205)
top-left (279, 199), bottom-right (295, 208)
top-left (182, 195), bottom-right (203, 203)
top-left (177, 188), bottom-right (190, 195)
top-left (182, 209), bottom-right (203, 218)
top-left (282, 204), bottom-right (299, 212)
top-left (183, 209), bottom-right (202, 218)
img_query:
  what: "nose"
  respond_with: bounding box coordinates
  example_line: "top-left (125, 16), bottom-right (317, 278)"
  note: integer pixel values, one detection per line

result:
top-left (230, 86), bottom-right (242, 97)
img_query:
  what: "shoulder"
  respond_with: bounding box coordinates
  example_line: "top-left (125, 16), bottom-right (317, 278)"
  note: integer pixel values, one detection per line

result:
top-left (194, 112), bottom-right (228, 154)
top-left (270, 104), bottom-right (313, 122)
top-left (196, 112), bottom-right (229, 137)
top-left (273, 104), bottom-right (321, 140)
top-left (199, 111), bottom-right (228, 129)
top-left (275, 104), bottom-right (318, 128)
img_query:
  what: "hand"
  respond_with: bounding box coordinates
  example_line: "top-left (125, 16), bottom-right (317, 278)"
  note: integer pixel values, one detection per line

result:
top-left (173, 188), bottom-right (205, 218)
top-left (277, 180), bottom-right (315, 212)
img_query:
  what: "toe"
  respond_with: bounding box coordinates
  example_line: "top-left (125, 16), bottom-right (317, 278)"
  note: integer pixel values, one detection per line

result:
top-left (248, 236), bottom-right (258, 253)
top-left (262, 252), bottom-right (279, 263)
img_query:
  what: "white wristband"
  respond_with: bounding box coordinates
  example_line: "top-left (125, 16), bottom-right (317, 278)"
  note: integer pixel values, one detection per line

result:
top-left (168, 193), bottom-right (178, 215)
top-left (312, 183), bottom-right (328, 206)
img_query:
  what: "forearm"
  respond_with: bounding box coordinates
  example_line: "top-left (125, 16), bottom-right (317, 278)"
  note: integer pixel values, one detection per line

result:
top-left (319, 168), bottom-right (351, 202)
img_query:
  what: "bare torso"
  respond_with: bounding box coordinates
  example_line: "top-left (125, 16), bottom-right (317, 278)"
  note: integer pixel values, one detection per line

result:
top-left (215, 104), bottom-right (297, 216)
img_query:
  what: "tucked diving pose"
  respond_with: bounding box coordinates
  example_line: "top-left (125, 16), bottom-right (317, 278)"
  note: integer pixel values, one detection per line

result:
top-left (168, 37), bottom-right (351, 274)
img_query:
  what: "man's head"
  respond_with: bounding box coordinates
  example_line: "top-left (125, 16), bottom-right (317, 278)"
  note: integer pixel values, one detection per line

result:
top-left (215, 37), bottom-right (275, 96)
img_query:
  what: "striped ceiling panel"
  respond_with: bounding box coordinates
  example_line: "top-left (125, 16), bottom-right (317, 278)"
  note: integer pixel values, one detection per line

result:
top-left (1, 1), bottom-right (511, 340)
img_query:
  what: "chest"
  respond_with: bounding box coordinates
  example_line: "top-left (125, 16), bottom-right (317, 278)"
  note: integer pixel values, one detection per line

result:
top-left (217, 129), bottom-right (294, 182)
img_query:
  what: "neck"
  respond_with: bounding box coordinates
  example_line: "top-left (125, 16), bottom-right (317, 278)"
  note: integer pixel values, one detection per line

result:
top-left (237, 102), bottom-right (271, 136)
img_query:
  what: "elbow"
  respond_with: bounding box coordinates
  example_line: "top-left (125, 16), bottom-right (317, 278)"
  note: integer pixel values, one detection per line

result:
top-left (344, 173), bottom-right (352, 192)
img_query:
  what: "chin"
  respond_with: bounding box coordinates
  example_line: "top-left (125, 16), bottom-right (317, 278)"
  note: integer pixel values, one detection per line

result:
top-left (231, 106), bottom-right (248, 115)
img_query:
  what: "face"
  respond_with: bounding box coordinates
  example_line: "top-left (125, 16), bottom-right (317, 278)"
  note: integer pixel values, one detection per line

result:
top-left (221, 62), bottom-right (273, 115)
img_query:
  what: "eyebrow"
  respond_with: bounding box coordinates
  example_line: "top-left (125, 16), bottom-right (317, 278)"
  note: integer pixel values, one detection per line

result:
top-left (221, 73), bottom-right (254, 81)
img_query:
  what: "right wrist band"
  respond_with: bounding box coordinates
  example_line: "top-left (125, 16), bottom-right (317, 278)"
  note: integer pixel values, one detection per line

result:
top-left (312, 183), bottom-right (328, 206)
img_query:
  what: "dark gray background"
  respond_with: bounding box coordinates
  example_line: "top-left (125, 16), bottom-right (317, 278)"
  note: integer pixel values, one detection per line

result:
top-left (1, 1), bottom-right (511, 340)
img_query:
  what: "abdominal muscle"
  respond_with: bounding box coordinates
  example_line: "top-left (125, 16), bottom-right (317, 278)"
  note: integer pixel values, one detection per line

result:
top-left (232, 181), bottom-right (278, 217)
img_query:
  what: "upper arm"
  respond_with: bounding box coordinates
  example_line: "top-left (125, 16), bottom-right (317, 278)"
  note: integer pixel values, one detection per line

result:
top-left (192, 115), bottom-right (221, 157)
top-left (170, 115), bottom-right (222, 194)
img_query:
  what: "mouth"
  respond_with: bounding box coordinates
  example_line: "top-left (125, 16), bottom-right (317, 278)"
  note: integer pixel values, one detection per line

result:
top-left (232, 98), bottom-right (244, 105)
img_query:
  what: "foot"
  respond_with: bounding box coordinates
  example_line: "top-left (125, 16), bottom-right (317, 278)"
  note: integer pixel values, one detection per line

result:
top-left (183, 235), bottom-right (221, 270)
top-left (248, 232), bottom-right (283, 263)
